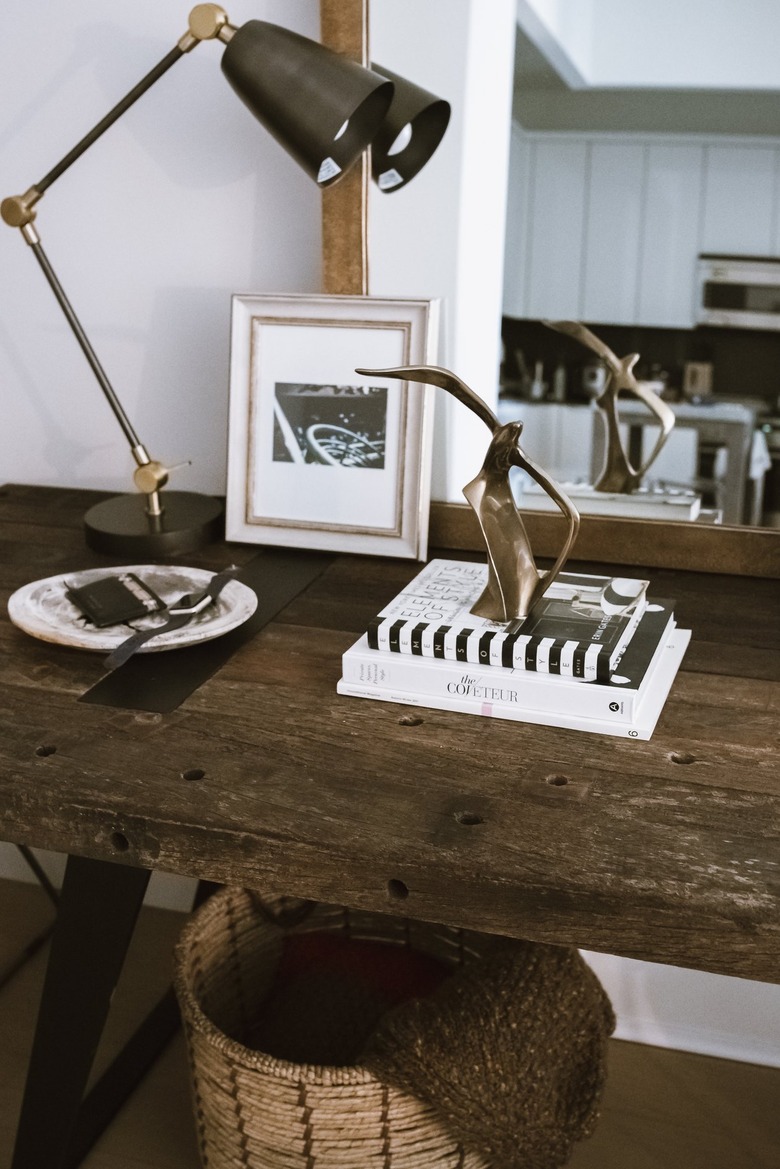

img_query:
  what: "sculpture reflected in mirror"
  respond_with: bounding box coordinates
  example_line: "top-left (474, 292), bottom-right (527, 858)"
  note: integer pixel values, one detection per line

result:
top-left (545, 320), bottom-right (675, 493)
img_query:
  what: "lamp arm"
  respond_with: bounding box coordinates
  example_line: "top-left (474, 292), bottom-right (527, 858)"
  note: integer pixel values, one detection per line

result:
top-left (0, 7), bottom-right (236, 517)
top-left (0, 6), bottom-right (235, 227)
top-left (27, 236), bottom-right (144, 452)
top-left (25, 230), bottom-right (169, 514)
top-left (43, 47), bottom-right (188, 197)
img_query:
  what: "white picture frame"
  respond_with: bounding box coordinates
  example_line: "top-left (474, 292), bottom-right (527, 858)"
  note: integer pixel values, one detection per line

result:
top-left (226, 294), bottom-right (440, 559)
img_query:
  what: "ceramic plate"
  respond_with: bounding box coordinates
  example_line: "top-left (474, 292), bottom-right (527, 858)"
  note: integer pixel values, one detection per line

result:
top-left (7, 565), bottom-right (257, 654)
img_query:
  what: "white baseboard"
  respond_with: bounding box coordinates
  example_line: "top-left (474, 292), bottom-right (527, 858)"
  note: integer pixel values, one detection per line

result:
top-left (582, 950), bottom-right (780, 1068)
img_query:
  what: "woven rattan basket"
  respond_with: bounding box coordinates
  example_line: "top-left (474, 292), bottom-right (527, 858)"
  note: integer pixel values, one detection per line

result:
top-left (174, 886), bottom-right (492, 1169)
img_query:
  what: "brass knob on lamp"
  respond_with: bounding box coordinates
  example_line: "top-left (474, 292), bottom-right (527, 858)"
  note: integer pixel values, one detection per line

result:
top-left (1, 188), bottom-right (42, 228)
top-left (133, 461), bottom-right (169, 494)
top-left (179, 5), bottom-right (234, 51)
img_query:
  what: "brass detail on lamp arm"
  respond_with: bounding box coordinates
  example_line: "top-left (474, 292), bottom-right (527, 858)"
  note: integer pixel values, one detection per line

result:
top-left (132, 450), bottom-right (169, 519)
top-left (179, 4), bottom-right (236, 51)
top-left (132, 459), bottom-right (169, 497)
top-left (1, 187), bottom-right (42, 229)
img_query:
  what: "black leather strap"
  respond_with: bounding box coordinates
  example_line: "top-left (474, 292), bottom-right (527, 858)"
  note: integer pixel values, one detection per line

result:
top-left (102, 567), bottom-right (239, 671)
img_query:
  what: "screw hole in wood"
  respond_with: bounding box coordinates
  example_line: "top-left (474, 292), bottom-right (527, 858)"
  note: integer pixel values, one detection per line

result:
top-left (669, 752), bottom-right (696, 765)
top-left (546, 774), bottom-right (569, 786)
top-left (387, 878), bottom-right (409, 901)
top-left (111, 831), bottom-right (130, 853)
top-left (182, 768), bottom-right (206, 782)
top-left (455, 811), bottom-right (484, 826)
top-left (398, 714), bottom-right (424, 727)
top-left (34, 745), bottom-right (57, 757)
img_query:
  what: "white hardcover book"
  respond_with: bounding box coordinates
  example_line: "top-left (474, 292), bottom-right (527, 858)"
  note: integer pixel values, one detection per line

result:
top-left (342, 603), bottom-right (676, 725)
top-left (338, 631), bottom-right (691, 740)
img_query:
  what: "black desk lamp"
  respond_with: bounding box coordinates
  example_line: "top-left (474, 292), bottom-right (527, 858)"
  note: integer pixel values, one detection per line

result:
top-left (1, 3), bottom-right (449, 555)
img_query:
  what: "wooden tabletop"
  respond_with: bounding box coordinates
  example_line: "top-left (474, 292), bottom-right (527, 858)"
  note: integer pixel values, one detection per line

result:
top-left (1, 484), bottom-right (778, 983)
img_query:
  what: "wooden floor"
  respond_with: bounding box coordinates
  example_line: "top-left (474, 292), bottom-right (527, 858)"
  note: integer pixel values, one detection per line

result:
top-left (1, 877), bottom-right (778, 1169)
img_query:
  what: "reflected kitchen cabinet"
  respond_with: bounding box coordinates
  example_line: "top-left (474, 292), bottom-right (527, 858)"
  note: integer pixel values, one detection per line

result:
top-left (504, 129), bottom-right (780, 329)
top-left (638, 143), bottom-right (704, 325)
top-left (507, 135), bottom-right (588, 320)
top-left (583, 141), bottom-right (645, 324)
top-left (701, 145), bottom-right (778, 256)
top-left (497, 399), bottom-right (593, 482)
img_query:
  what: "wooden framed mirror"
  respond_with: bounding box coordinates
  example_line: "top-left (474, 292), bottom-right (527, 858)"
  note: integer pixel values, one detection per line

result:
top-left (320, 0), bottom-right (779, 578)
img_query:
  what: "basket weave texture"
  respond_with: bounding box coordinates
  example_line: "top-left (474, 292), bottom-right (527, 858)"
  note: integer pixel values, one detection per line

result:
top-left (174, 886), bottom-right (492, 1169)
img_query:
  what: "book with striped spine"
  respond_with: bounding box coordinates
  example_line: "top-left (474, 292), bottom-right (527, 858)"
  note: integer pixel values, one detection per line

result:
top-left (345, 600), bottom-right (676, 724)
top-left (366, 559), bottom-right (650, 684)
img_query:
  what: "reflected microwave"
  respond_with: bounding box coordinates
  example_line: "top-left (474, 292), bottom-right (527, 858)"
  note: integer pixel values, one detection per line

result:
top-left (697, 255), bottom-right (780, 330)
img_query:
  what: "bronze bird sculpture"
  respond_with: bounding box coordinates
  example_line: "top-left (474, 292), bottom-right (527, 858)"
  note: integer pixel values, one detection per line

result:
top-left (356, 364), bottom-right (580, 621)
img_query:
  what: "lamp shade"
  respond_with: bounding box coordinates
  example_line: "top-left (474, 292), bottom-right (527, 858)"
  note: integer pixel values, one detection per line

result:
top-left (370, 65), bottom-right (451, 192)
top-left (221, 21), bottom-right (394, 186)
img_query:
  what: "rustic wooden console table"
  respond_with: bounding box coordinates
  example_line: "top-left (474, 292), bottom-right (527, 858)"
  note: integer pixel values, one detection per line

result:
top-left (1, 484), bottom-right (778, 1168)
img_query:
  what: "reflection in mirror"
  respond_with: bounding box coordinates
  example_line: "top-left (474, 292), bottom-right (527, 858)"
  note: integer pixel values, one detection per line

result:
top-left (502, 1), bottom-right (780, 532)
top-left (546, 319), bottom-right (678, 492)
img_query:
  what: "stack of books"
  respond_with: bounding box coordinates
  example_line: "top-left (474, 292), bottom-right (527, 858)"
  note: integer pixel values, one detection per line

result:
top-left (337, 559), bottom-right (690, 739)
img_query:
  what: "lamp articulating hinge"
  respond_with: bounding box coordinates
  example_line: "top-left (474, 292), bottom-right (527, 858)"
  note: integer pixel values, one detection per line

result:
top-left (1, 187), bottom-right (42, 231)
top-left (179, 4), bottom-right (236, 52)
top-left (131, 446), bottom-right (169, 519)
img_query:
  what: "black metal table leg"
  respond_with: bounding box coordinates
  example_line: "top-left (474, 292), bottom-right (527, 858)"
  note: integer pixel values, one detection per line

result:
top-left (64, 878), bottom-right (220, 1169)
top-left (11, 854), bottom-right (151, 1169)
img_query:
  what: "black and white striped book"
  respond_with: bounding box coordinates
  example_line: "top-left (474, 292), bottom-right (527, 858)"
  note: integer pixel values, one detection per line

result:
top-left (346, 601), bottom-right (676, 724)
top-left (366, 559), bottom-right (651, 684)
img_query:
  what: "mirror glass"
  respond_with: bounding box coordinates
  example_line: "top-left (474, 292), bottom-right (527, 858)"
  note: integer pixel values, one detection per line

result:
top-left (502, 0), bottom-right (780, 531)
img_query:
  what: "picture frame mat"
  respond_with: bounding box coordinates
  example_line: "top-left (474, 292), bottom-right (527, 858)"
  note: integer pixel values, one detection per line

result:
top-left (226, 294), bottom-right (439, 558)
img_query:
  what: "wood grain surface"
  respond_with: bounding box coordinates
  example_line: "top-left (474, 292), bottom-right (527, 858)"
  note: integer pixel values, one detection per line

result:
top-left (1, 485), bottom-right (778, 982)
top-left (319, 0), bottom-right (369, 296)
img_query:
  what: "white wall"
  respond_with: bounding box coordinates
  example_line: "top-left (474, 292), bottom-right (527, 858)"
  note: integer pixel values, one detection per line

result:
top-left (591, 0), bottom-right (780, 89)
top-left (369, 0), bottom-right (517, 500)
top-left (2, 1), bottom-right (322, 917)
top-left (584, 950), bottom-right (780, 1069)
top-left (518, 0), bottom-right (780, 90)
top-left (515, 0), bottom-right (595, 86)
top-left (0, 0), bottom-right (321, 499)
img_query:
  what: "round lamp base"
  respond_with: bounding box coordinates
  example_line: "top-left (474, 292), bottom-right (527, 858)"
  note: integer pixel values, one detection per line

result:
top-left (84, 492), bottom-right (224, 557)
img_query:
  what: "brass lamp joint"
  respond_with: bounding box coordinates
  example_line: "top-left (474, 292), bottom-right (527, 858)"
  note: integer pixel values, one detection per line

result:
top-left (179, 5), bottom-right (235, 51)
top-left (133, 460), bottom-right (169, 495)
top-left (131, 445), bottom-right (167, 492)
top-left (1, 187), bottom-right (42, 229)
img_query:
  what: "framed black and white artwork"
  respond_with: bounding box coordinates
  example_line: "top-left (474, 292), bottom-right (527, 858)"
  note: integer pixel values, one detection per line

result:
top-left (226, 294), bottom-right (440, 558)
